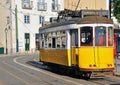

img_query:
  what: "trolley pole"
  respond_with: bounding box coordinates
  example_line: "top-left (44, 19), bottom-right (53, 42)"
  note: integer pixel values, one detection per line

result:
top-left (109, 0), bottom-right (112, 19)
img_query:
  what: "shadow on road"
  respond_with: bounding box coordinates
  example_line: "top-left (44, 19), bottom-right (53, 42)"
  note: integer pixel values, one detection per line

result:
top-left (26, 61), bottom-right (81, 79)
top-left (26, 61), bottom-right (49, 70)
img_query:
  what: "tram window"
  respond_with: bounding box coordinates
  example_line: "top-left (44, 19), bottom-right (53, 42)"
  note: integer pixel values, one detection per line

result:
top-left (48, 33), bottom-right (52, 37)
top-left (44, 34), bottom-right (48, 48)
top-left (43, 31), bottom-right (66, 49)
top-left (61, 36), bottom-right (66, 48)
top-left (116, 37), bottom-right (120, 53)
top-left (95, 27), bottom-right (106, 46)
top-left (56, 32), bottom-right (61, 48)
top-left (108, 27), bottom-right (113, 46)
top-left (52, 32), bottom-right (56, 37)
top-left (57, 32), bottom-right (60, 37)
top-left (40, 34), bottom-right (45, 48)
top-left (75, 31), bottom-right (78, 46)
top-left (48, 38), bottom-right (52, 48)
top-left (48, 33), bottom-right (52, 48)
top-left (52, 32), bottom-right (56, 48)
top-left (56, 37), bottom-right (61, 48)
top-left (81, 27), bottom-right (93, 46)
top-left (52, 38), bottom-right (56, 48)
top-left (71, 30), bottom-right (78, 47)
top-left (42, 41), bottom-right (44, 47)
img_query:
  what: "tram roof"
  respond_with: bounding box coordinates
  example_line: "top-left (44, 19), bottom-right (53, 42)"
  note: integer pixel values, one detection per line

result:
top-left (40, 19), bottom-right (78, 29)
top-left (39, 16), bottom-right (113, 29)
top-left (79, 16), bottom-right (113, 24)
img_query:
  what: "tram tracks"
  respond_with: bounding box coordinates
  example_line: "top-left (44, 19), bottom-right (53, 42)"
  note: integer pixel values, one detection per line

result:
top-left (33, 58), bottom-right (120, 85)
top-left (14, 56), bottom-right (84, 85)
top-left (2, 60), bottom-right (54, 85)
top-left (12, 55), bottom-right (120, 85)
top-left (89, 74), bottom-right (120, 85)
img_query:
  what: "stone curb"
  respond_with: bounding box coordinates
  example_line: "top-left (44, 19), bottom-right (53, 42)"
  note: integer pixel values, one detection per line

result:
top-left (0, 51), bottom-right (39, 57)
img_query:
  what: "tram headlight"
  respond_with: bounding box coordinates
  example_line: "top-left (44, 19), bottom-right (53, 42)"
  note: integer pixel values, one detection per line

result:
top-left (89, 64), bottom-right (92, 67)
top-left (107, 64), bottom-right (112, 67)
top-left (93, 64), bottom-right (96, 67)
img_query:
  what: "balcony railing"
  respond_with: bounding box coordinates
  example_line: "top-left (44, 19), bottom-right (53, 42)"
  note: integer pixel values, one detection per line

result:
top-left (52, 3), bottom-right (60, 12)
top-left (22, 1), bottom-right (33, 9)
top-left (37, 2), bottom-right (47, 11)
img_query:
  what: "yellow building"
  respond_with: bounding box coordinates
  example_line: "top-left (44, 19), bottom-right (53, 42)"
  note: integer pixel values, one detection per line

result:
top-left (64, 0), bottom-right (108, 11)
top-left (0, 0), bottom-right (12, 54)
top-left (63, 0), bottom-right (110, 18)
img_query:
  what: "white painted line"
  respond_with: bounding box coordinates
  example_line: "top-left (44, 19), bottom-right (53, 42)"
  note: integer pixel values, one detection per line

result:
top-left (13, 57), bottom-right (83, 85)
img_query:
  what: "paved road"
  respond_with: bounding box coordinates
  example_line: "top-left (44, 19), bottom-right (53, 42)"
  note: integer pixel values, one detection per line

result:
top-left (114, 57), bottom-right (120, 75)
top-left (0, 54), bottom-right (96, 85)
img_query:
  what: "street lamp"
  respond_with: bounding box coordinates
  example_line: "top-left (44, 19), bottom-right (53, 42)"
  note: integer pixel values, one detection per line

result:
top-left (5, 28), bottom-right (8, 54)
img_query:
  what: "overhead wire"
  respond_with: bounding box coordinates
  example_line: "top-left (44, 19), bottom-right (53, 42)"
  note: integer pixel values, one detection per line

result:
top-left (0, 2), bottom-right (38, 45)
top-left (0, 2), bottom-right (40, 35)
top-left (75, 0), bottom-right (81, 11)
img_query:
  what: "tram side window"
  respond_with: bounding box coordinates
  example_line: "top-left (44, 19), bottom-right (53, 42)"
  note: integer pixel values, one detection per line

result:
top-left (95, 27), bottom-right (106, 46)
top-left (61, 36), bottom-right (66, 48)
top-left (116, 36), bottom-right (120, 53)
top-left (56, 37), bottom-right (61, 48)
top-left (52, 38), bottom-right (56, 48)
top-left (56, 32), bottom-right (61, 48)
top-left (40, 34), bottom-right (44, 48)
top-left (46, 31), bottom-right (66, 49)
top-left (48, 33), bottom-right (52, 48)
top-left (61, 31), bottom-right (66, 48)
top-left (71, 30), bottom-right (78, 47)
top-left (81, 27), bottom-right (93, 46)
top-left (48, 38), bottom-right (52, 48)
top-left (44, 34), bottom-right (48, 48)
top-left (52, 32), bottom-right (56, 48)
top-left (108, 27), bottom-right (113, 46)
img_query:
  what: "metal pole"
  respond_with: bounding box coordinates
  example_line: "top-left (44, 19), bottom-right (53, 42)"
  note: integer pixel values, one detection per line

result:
top-left (15, 5), bottom-right (19, 52)
top-left (5, 28), bottom-right (8, 54)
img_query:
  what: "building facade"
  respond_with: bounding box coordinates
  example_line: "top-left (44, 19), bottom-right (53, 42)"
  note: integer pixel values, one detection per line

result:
top-left (64, 0), bottom-right (109, 11)
top-left (63, 0), bottom-right (110, 19)
top-left (0, 0), bottom-right (12, 54)
top-left (0, 0), bottom-right (64, 54)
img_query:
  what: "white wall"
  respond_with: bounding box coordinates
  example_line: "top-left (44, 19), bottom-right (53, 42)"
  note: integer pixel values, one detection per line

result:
top-left (106, 0), bottom-right (109, 10)
top-left (11, 0), bottom-right (64, 53)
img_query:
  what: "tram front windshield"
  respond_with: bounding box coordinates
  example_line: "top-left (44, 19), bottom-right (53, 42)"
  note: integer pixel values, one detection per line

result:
top-left (80, 26), bottom-right (113, 46)
top-left (95, 26), bottom-right (113, 46)
top-left (95, 27), bottom-right (106, 46)
top-left (81, 27), bottom-right (93, 46)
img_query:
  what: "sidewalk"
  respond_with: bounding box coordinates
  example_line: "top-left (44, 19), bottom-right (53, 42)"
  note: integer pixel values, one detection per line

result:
top-left (0, 51), bottom-right (39, 57)
top-left (114, 58), bottom-right (120, 76)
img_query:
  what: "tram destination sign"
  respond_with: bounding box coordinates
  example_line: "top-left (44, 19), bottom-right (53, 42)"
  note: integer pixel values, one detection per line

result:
top-left (81, 10), bottom-right (109, 16)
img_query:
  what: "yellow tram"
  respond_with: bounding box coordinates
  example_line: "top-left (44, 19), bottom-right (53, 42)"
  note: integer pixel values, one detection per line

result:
top-left (39, 16), bottom-right (114, 79)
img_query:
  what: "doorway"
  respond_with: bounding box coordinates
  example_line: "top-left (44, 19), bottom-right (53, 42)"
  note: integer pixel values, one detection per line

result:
top-left (25, 33), bottom-right (30, 51)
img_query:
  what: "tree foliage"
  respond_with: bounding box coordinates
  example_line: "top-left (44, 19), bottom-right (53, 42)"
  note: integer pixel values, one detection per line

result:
top-left (113, 0), bottom-right (120, 22)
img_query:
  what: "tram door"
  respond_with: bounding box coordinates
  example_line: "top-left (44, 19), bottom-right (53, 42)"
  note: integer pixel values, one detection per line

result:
top-left (95, 27), bottom-right (113, 67)
top-left (25, 33), bottom-right (30, 51)
top-left (95, 27), bottom-right (106, 67)
top-left (70, 30), bottom-right (78, 66)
